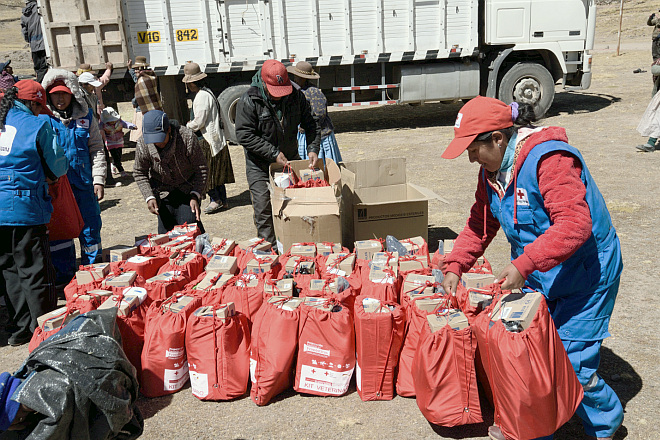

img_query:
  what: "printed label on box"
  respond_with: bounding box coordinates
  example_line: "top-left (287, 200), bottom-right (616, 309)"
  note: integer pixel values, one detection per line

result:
top-left (127, 255), bottom-right (150, 264)
top-left (303, 342), bottom-right (330, 358)
top-left (189, 371), bottom-right (208, 398)
top-left (327, 267), bottom-right (346, 277)
top-left (500, 306), bottom-right (512, 320)
top-left (299, 365), bottom-right (354, 395)
top-left (164, 364), bottom-right (189, 391)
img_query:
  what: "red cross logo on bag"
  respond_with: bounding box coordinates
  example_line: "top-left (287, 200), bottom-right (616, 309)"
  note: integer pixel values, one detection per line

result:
top-left (516, 187), bottom-right (529, 206)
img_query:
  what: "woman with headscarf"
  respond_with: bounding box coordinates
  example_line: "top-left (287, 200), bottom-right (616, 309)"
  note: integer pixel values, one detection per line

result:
top-left (182, 62), bottom-right (234, 214)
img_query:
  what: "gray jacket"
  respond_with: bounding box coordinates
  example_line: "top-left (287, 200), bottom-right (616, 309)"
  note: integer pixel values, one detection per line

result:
top-left (21, 0), bottom-right (44, 52)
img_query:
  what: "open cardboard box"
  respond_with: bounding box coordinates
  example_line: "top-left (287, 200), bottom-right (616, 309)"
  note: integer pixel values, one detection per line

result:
top-left (269, 159), bottom-right (342, 253)
top-left (339, 158), bottom-right (446, 248)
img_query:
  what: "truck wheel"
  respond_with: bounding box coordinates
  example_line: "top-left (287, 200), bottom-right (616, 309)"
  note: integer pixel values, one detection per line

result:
top-left (218, 84), bottom-right (250, 144)
top-left (498, 62), bottom-right (555, 117)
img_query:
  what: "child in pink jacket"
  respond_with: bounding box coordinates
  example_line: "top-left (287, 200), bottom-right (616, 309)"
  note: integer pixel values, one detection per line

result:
top-left (100, 107), bottom-right (136, 177)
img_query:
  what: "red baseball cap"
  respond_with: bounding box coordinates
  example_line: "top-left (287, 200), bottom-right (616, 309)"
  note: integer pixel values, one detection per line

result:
top-left (47, 80), bottom-right (72, 95)
top-left (261, 59), bottom-right (292, 98)
top-left (15, 80), bottom-right (53, 116)
top-left (441, 96), bottom-right (515, 159)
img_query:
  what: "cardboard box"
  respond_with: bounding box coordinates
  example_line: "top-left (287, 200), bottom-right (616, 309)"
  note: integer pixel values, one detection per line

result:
top-left (402, 274), bottom-right (436, 298)
top-left (438, 239), bottom-right (454, 255)
top-left (299, 167), bottom-right (324, 183)
top-left (246, 255), bottom-right (279, 274)
top-left (316, 242), bottom-right (342, 257)
top-left (75, 263), bottom-right (110, 285)
top-left (362, 297), bottom-right (393, 313)
top-left (468, 289), bottom-right (494, 309)
top-left (237, 237), bottom-right (272, 253)
top-left (210, 237), bottom-right (236, 256)
top-left (98, 293), bottom-right (140, 316)
top-left (163, 295), bottom-right (195, 313)
top-left (303, 296), bottom-right (340, 312)
top-left (102, 271), bottom-right (137, 287)
top-left (194, 272), bottom-right (233, 290)
top-left (194, 302), bottom-right (236, 320)
top-left (206, 255), bottom-right (238, 275)
top-left (372, 251), bottom-right (398, 267)
top-left (290, 243), bottom-right (316, 257)
top-left (267, 296), bottom-right (304, 311)
top-left (146, 271), bottom-right (183, 284)
top-left (169, 251), bottom-right (197, 264)
top-left (37, 307), bottom-right (80, 331)
top-left (264, 279), bottom-right (294, 296)
top-left (235, 274), bottom-right (260, 288)
top-left (427, 310), bottom-right (469, 332)
top-left (399, 254), bottom-right (429, 272)
top-left (369, 264), bottom-right (398, 283)
top-left (340, 158), bottom-right (444, 247)
top-left (354, 240), bottom-right (382, 260)
top-left (170, 223), bottom-right (200, 236)
top-left (414, 297), bottom-right (449, 313)
top-left (325, 253), bottom-right (355, 276)
top-left (102, 245), bottom-right (138, 263)
top-left (461, 272), bottom-right (496, 289)
top-left (400, 236), bottom-right (426, 254)
top-left (491, 291), bottom-right (543, 331)
top-left (284, 257), bottom-right (315, 274)
top-left (273, 172), bottom-right (293, 188)
top-left (309, 278), bottom-right (339, 294)
top-left (76, 289), bottom-right (113, 302)
top-left (269, 159), bottom-right (342, 253)
top-left (161, 236), bottom-right (194, 251)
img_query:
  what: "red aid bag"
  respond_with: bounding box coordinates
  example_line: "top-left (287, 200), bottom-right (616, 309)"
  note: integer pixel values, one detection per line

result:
top-left (140, 293), bottom-right (203, 397)
top-left (354, 297), bottom-right (405, 401)
top-left (221, 274), bottom-right (264, 324)
top-left (413, 314), bottom-right (482, 427)
top-left (157, 251), bottom-right (207, 283)
top-left (123, 255), bottom-right (169, 280)
top-left (47, 175), bottom-right (84, 241)
top-left (475, 292), bottom-right (584, 440)
top-left (186, 308), bottom-right (251, 401)
top-left (295, 299), bottom-right (355, 396)
top-left (249, 297), bottom-right (301, 406)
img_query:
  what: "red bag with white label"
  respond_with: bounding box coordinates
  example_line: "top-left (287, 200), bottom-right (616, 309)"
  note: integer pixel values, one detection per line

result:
top-left (474, 288), bottom-right (583, 440)
top-left (249, 297), bottom-right (301, 406)
top-left (294, 298), bottom-right (355, 397)
top-left (413, 313), bottom-right (482, 427)
top-left (354, 296), bottom-right (405, 401)
top-left (221, 274), bottom-right (264, 324)
top-left (140, 293), bottom-right (203, 397)
top-left (186, 307), bottom-right (251, 401)
top-left (157, 251), bottom-right (206, 282)
top-left (116, 297), bottom-right (149, 372)
top-left (123, 255), bottom-right (169, 280)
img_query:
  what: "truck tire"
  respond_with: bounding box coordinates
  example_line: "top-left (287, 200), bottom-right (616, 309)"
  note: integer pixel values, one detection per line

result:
top-left (218, 84), bottom-right (250, 144)
top-left (498, 62), bottom-right (555, 117)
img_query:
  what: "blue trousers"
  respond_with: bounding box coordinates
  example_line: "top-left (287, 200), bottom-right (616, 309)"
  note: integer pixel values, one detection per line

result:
top-left (50, 186), bottom-right (102, 285)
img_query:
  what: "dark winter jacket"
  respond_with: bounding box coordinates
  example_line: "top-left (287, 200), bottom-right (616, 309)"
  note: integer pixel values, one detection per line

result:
top-left (235, 70), bottom-right (321, 177)
top-left (21, 0), bottom-right (44, 52)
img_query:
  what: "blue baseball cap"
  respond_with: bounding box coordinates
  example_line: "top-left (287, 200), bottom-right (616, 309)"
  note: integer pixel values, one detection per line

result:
top-left (142, 110), bottom-right (169, 144)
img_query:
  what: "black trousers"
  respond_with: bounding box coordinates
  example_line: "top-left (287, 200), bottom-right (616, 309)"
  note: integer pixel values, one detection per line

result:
top-left (247, 170), bottom-right (276, 246)
top-left (156, 190), bottom-right (205, 234)
top-left (0, 225), bottom-right (57, 334)
top-left (109, 148), bottom-right (124, 172)
top-left (32, 50), bottom-right (48, 83)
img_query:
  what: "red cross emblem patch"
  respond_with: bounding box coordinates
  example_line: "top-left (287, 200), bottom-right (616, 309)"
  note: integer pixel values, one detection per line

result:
top-left (516, 187), bottom-right (529, 206)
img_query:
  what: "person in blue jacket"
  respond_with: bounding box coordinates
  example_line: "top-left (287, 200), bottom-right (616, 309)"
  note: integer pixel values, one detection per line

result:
top-left (41, 69), bottom-right (106, 286)
top-left (0, 80), bottom-right (68, 346)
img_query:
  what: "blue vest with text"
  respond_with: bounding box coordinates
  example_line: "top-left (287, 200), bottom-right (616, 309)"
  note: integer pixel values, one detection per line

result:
top-left (0, 107), bottom-right (52, 226)
top-left (486, 140), bottom-right (623, 341)
top-left (51, 109), bottom-right (94, 190)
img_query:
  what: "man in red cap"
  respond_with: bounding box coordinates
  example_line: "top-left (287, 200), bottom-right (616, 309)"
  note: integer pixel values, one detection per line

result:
top-left (235, 59), bottom-right (321, 247)
top-left (0, 80), bottom-right (68, 345)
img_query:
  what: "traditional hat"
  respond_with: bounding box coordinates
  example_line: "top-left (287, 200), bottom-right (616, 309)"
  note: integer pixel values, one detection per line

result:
top-left (286, 61), bottom-right (320, 80)
top-left (181, 62), bottom-right (207, 83)
top-left (133, 56), bottom-right (150, 69)
top-left (76, 63), bottom-right (92, 76)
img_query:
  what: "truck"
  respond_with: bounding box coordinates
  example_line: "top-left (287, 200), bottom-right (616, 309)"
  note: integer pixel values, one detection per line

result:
top-left (37, 0), bottom-right (596, 143)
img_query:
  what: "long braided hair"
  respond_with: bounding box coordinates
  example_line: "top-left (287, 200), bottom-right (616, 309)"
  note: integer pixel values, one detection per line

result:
top-left (0, 86), bottom-right (18, 130)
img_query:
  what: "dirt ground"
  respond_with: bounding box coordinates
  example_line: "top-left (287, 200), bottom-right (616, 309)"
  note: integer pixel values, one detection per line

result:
top-left (1, 1), bottom-right (660, 439)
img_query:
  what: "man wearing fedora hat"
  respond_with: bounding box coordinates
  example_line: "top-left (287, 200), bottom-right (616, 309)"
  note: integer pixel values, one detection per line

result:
top-left (287, 60), bottom-right (342, 164)
top-left (235, 59), bottom-right (321, 246)
top-left (182, 62), bottom-right (234, 215)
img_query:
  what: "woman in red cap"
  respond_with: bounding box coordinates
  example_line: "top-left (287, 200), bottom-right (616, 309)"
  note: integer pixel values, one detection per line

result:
top-left (0, 80), bottom-right (68, 346)
top-left (440, 96), bottom-right (623, 440)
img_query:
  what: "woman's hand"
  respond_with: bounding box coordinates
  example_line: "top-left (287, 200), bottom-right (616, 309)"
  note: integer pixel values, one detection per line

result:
top-left (442, 272), bottom-right (460, 296)
top-left (94, 184), bottom-right (104, 201)
top-left (496, 263), bottom-right (525, 290)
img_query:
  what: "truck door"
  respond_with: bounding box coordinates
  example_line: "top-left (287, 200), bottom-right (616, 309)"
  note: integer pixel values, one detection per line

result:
top-left (529, 0), bottom-right (587, 46)
top-left (484, 0), bottom-right (531, 45)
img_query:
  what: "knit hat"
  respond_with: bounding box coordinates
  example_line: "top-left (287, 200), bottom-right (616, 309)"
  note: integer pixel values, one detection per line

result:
top-left (261, 59), bottom-right (292, 98)
top-left (441, 96), bottom-right (516, 159)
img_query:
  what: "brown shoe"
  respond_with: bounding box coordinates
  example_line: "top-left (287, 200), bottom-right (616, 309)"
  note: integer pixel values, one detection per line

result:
top-left (488, 425), bottom-right (507, 440)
